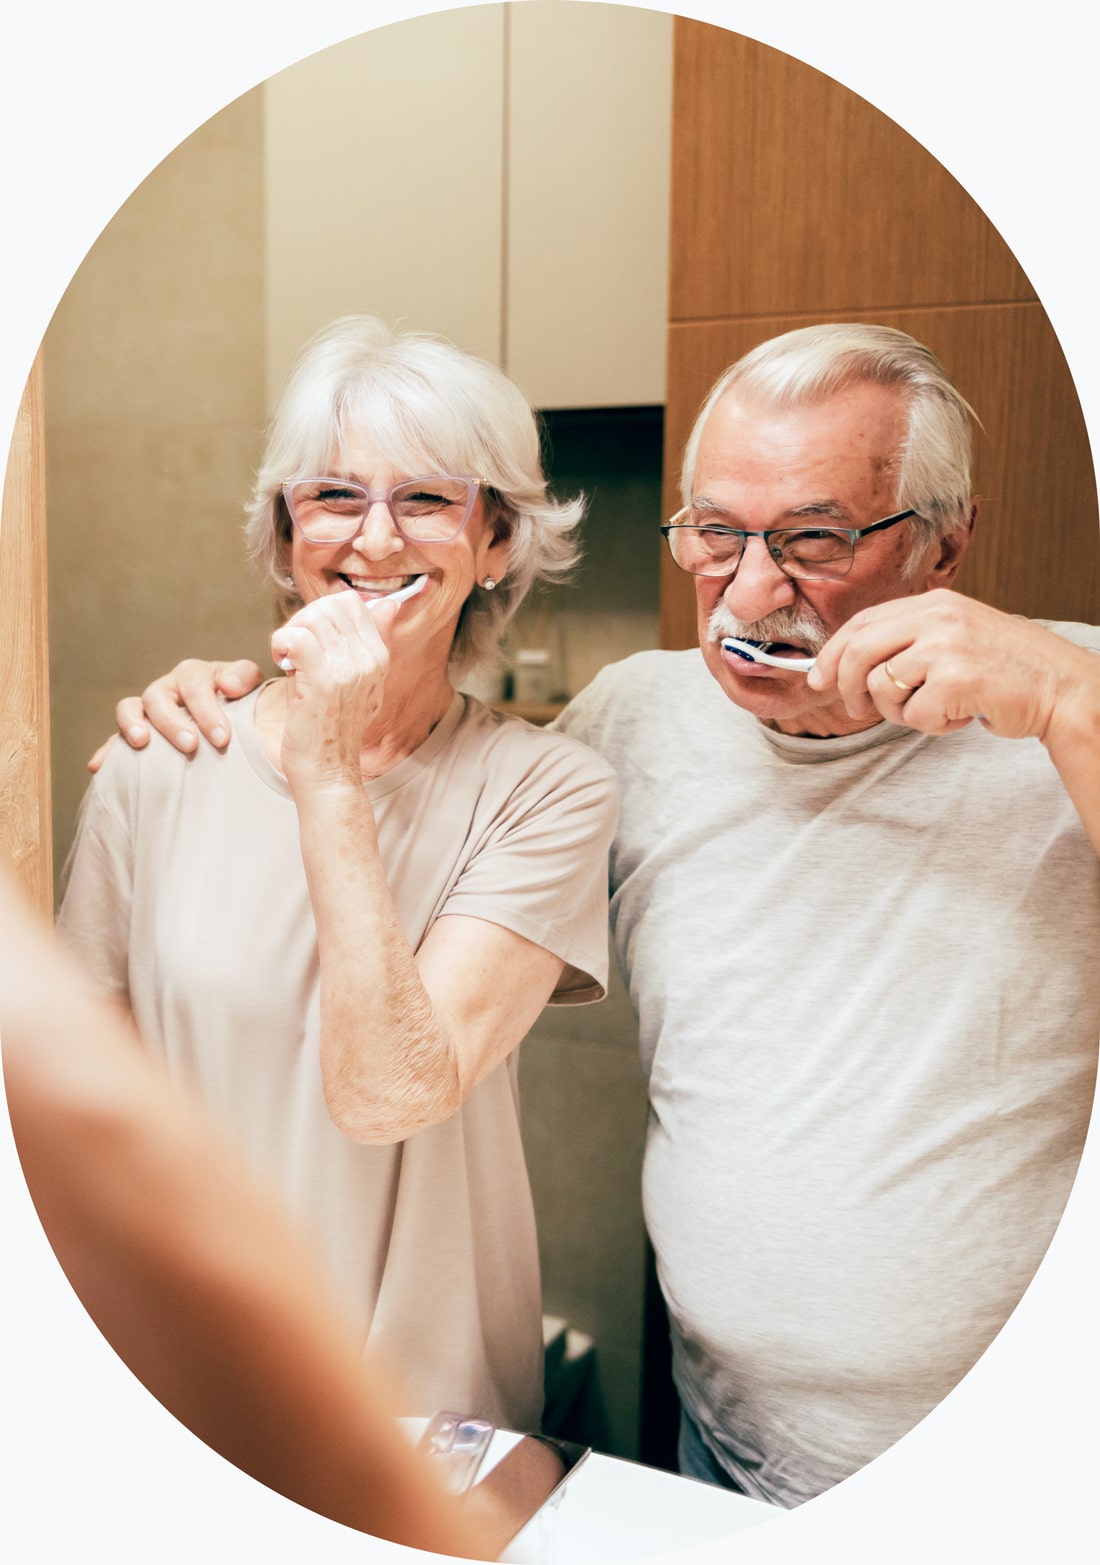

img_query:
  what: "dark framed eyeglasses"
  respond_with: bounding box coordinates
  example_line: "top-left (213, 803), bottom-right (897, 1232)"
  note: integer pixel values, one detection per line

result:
top-left (660, 506), bottom-right (918, 581)
top-left (282, 475), bottom-right (485, 545)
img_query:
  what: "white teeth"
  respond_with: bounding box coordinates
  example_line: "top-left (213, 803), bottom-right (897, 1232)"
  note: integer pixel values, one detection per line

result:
top-left (344, 575), bottom-right (413, 591)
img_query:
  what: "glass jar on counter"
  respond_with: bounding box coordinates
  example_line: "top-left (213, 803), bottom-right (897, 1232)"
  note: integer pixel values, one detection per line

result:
top-left (512, 648), bottom-right (552, 704)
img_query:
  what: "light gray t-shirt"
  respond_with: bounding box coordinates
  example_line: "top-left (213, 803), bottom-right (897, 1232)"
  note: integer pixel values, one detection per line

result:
top-left (554, 628), bottom-right (1100, 1505)
top-left (58, 688), bottom-right (619, 1430)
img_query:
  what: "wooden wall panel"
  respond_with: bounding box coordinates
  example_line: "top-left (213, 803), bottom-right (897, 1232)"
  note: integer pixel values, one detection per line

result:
top-left (670, 23), bottom-right (1031, 322)
top-left (661, 22), bottom-right (1098, 652)
top-left (0, 353), bottom-right (52, 918)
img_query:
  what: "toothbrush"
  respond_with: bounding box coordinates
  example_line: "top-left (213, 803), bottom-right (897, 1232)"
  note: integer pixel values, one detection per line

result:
top-left (722, 636), bottom-right (816, 673)
top-left (278, 574), bottom-right (428, 672)
top-left (357, 572), bottom-right (429, 608)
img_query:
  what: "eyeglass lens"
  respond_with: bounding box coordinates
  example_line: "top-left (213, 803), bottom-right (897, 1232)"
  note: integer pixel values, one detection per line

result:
top-left (287, 477), bottom-right (475, 542)
top-left (668, 523), bottom-right (856, 580)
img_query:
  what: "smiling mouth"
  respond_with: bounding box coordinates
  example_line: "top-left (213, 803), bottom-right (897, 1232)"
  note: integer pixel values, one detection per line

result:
top-left (340, 572), bottom-right (428, 602)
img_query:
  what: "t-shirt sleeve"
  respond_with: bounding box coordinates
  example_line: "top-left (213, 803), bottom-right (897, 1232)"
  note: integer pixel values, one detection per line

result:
top-left (435, 730), bottom-right (619, 1006)
top-left (55, 753), bottom-right (136, 1007)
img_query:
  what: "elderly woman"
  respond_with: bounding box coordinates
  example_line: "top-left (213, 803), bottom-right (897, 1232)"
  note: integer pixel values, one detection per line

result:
top-left (58, 315), bottom-right (618, 1432)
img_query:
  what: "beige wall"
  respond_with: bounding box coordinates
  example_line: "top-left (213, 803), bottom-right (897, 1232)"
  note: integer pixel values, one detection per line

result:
top-left (263, 1), bottom-right (671, 410)
top-left (263, 6), bottom-right (506, 396)
top-left (46, 89), bottom-right (273, 884)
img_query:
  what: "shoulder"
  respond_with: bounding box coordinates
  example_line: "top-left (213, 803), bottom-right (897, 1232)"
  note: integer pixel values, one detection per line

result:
top-left (551, 648), bottom-right (710, 757)
top-left (89, 691), bottom-right (257, 816)
top-left (447, 701), bottom-right (619, 820)
top-left (87, 725), bottom-right (184, 813)
top-left (457, 696), bottom-right (618, 794)
top-left (557, 648), bottom-right (705, 721)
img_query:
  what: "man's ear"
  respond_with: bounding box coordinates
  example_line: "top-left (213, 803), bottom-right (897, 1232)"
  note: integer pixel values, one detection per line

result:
top-left (924, 498), bottom-right (978, 589)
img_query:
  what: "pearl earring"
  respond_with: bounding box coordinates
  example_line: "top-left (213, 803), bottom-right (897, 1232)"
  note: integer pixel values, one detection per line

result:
top-left (482, 576), bottom-right (498, 591)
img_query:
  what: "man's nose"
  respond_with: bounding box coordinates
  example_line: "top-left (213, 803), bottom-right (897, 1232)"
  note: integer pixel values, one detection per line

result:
top-left (719, 534), bottom-right (797, 618)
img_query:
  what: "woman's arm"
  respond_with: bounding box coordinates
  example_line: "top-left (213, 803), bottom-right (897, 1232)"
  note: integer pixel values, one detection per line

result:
top-left (296, 778), bottom-right (568, 1142)
top-left (273, 591), bottom-right (611, 1145)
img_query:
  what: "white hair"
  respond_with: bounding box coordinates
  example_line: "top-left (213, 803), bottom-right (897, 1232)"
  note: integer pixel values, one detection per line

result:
top-left (246, 315), bottom-right (583, 675)
top-left (680, 323), bottom-right (979, 576)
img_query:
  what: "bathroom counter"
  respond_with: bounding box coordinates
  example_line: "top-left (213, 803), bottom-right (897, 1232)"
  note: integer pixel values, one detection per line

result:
top-left (494, 1431), bottom-right (774, 1563)
top-left (407, 1420), bottom-right (774, 1562)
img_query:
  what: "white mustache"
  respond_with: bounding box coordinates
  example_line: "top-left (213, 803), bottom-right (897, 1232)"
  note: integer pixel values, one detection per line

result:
top-left (707, 601), bottom-right (830, 655)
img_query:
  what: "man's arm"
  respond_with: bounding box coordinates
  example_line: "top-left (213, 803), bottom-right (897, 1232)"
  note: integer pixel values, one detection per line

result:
top-left (88, 658), bottom-right (263, 771)
top-left (810, 589), bottom-right (1100, 853)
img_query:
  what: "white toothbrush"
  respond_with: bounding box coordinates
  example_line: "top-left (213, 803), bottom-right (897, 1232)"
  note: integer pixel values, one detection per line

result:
top-left (358, 572), bottom-right (429, 609)
top-left (722, 636), bottom-right (816, 673)
top-left (278, 574), bottom-right (428, 672)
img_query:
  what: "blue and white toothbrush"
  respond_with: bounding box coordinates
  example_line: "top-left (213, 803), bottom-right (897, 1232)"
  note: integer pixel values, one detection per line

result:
top-left (721, 636), bottom-right (816, 673)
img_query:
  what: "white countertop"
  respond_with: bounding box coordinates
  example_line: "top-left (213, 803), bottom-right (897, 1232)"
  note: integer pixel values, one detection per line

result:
top-left (414, 1423), bottom-right (775, 1563)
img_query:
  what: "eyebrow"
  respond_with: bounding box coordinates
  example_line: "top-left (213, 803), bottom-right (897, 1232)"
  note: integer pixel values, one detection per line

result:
top-left (786, 501), bottom-right (851, 523)
top-left (691, 497), bottom-right (854, 525)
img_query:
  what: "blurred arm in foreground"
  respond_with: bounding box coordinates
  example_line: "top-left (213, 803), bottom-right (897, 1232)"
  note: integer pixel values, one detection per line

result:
top-left (0, 870), bottom-right (501, 1558)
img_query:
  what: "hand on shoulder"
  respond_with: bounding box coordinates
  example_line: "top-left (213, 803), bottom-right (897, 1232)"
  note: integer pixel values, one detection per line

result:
top-left (88, 659), bottom-right (264, 772)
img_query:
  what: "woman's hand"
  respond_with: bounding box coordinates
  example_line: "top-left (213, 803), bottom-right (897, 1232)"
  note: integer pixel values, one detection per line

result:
top-left (272, 590), bottom-right (402, 790)
top-left (88, 659), bottom-right (264, 771)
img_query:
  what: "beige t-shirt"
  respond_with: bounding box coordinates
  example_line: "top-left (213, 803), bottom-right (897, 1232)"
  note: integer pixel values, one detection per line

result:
top-left (58, 688), bottom-right (619, 1429)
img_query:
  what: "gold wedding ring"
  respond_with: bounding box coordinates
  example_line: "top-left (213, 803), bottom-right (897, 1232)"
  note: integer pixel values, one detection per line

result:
top-left (883, 658), bottom-right (918, 693)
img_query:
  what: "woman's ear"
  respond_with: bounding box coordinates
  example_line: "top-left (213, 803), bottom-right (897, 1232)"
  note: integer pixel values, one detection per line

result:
top-left (480, 500), bottom-right (514, 579)
top-left (273, 518), bottom-right (297, 592)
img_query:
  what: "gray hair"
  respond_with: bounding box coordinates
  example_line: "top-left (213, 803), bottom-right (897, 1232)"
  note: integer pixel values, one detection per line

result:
top-left (246, 315), bottom-right (583, 675)
top-left (680, 323), bottom-right (979, 576)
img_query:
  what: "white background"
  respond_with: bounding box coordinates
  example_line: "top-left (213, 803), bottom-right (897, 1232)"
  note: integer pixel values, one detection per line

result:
top-left (2, 2), bottom-right (1097, 1561)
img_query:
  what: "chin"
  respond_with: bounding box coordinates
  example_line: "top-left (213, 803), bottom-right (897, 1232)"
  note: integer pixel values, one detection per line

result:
top-left (708, 650), bottom-right (807, 720)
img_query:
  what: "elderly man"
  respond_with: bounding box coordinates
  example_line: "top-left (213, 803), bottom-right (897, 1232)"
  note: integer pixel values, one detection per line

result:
top-left (97, 324), bottom-right (1100, 1507)
top-left (550, 323), bottom-right (1100, 1504)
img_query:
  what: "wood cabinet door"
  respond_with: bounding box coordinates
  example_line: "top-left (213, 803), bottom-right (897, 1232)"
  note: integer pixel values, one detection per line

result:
top-left (660, 22), bottom-right (1098, 650)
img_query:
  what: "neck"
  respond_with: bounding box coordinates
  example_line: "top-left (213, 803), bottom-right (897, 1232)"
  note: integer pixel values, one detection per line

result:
top-left (256, 666), bottom-right (456, 780)
top-left (766, 702), bottom-right (885, 740)
top-left (357, 672), bottom-right (456, 775)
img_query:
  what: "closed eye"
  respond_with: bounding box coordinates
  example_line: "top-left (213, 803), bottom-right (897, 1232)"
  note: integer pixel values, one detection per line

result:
top-left (309, 483), bottom-right (363, 504)
top-left (402, 489), bottom-right (453, 507)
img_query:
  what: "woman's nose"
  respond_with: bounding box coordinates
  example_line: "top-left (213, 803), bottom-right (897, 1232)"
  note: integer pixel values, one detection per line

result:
top-left (351, 500), bottom-right (405, 557)
top-left (719, 533), bottom-right (797, 619)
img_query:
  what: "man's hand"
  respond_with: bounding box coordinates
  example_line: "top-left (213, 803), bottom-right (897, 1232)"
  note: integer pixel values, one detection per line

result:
top-left (808, 589), bottom-right (1100, 853)
top-left (808, 589), bottom-right (1082, 741)
top-left (88, 659), bottom-right (264, 772)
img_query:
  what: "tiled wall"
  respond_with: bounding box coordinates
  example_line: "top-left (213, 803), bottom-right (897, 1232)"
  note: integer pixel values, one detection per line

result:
top-left (45, 89), bottom-right (274, 891)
